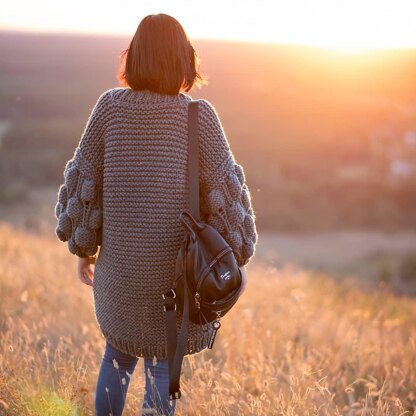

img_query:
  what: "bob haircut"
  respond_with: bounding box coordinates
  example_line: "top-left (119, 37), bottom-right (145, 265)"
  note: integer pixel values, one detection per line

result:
top-left (117, 13), bottom-right (207, 95)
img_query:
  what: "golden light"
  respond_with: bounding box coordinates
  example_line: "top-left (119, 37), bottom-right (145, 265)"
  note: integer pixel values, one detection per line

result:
top-left (0, 0), bottom-right (415, 51)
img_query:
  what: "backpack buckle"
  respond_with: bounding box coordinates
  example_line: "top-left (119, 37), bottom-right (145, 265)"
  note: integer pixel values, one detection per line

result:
top-left (162, 288), bottom-right (176, 299)
top-left (162, 288), bottom-right (177, 312)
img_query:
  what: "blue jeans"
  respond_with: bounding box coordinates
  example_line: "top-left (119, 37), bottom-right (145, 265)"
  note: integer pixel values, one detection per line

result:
top-left (94, 340), bottom-right (177, 415)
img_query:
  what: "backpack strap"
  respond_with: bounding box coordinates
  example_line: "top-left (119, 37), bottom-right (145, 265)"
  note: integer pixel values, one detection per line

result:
top-left (188, 100), bottom-right (200, 220)
top-left (162, 99), bottom-right (199, 400)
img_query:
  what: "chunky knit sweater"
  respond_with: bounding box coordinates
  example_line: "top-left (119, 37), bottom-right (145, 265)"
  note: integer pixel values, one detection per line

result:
top-left (54, 87), bottom-right (258, 359)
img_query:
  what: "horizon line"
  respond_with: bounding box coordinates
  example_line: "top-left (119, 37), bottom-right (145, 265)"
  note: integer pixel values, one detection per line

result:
top-left (1, 26), bottom-right (416, 53)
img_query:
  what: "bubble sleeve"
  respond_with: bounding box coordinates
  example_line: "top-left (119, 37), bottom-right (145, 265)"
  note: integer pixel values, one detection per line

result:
top-left (197, 99), bottom-right (258, 267)
top-left (54, 90), bottom-right (112, 258)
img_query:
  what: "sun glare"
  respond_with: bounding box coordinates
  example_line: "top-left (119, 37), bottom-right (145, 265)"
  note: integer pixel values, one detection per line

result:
top-left (273, 1), bottom-right (413, 52)
top-left (0, 0), bottom-right (415, 52)
top-left (184, 0), bottom-right (416, 52)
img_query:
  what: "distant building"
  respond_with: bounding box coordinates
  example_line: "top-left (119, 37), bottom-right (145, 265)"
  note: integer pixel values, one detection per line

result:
top-left (389, 159), bottom-right (416, 177)
top-left (404, 129), bottom-right (416, 147)
top-left (336, 163), bottom-right (371, 182)
top-left (369, 126), bottom-right (416, 183)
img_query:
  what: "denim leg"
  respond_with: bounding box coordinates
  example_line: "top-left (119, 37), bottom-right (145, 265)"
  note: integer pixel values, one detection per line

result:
top-left (142, 357), bottom-right (177, 415)
top-left (95, 340), bottom-right (139, 416)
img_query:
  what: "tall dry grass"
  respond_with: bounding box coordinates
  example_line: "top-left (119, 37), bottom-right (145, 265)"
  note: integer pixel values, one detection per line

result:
top-left (0, 221), bottom-right (416, 415)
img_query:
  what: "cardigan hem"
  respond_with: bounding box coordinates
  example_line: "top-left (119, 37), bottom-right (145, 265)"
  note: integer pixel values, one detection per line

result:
top-left (99, 326), bottom-right (212, 360)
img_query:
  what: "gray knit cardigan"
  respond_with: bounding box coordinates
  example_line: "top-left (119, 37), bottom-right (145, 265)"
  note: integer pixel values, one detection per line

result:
top-left (54, 87), bottom-right (258, 359)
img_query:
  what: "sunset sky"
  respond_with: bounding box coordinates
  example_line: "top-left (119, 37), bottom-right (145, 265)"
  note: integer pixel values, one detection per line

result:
top-left (1, 0), bottom-right (416, 51)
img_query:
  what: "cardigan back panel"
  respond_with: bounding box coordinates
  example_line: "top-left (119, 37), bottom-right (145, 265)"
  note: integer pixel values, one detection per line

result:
top-left (54, 87), bottom-right (258, 359)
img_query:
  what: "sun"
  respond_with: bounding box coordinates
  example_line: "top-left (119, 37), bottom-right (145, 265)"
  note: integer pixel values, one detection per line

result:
top-left (192, 0), bottom-right (416, 52)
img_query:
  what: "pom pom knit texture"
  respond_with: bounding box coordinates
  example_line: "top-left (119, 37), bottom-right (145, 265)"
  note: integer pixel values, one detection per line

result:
top-left (54, 87), bottom-right (258, 359)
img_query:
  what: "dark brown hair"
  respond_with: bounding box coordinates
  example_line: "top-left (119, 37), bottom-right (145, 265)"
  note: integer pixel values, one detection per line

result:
top-left (117, 14), bottom-right (208, 95)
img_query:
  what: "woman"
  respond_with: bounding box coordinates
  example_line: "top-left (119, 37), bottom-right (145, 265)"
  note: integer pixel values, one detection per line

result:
top-left (54, 13), bottom-right (258, 416)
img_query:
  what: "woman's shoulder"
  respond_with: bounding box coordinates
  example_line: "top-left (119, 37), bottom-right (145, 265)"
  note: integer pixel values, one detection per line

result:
top-left (95, 87), bottom-right (132, 105)
top-left (88, 88), bottom-right (118, 113)
top-left (100, 87), bottom-right (123, 101)
top-left (195, 98), bottom-right (224, 131)
top-left (94, 88), bottom-right (222, 125)
top-left (196, 98), bottom-right (217, 114)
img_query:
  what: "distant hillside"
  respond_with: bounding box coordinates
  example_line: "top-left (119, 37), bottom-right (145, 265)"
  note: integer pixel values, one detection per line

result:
top-left (1, 30), bottom-right (416, 230)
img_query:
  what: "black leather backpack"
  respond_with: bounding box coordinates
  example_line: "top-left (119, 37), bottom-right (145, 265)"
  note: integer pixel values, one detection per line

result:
top-left (162, 100), bottom-right (244, 400)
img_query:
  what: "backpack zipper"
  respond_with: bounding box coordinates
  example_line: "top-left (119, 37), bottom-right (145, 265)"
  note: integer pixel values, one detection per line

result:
top-left (194, 246), bottom-right (233, 304)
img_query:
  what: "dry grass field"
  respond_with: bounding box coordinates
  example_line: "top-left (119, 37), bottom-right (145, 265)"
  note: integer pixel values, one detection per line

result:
top-left (1, 221), bottom-right (416, 415)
